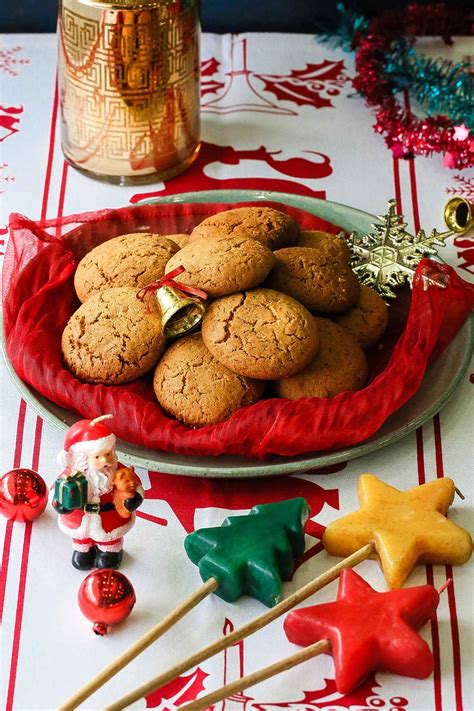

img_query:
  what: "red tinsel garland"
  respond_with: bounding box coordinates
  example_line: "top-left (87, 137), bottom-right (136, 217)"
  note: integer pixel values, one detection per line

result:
top-left (352, 4), bottom-right (473, 169)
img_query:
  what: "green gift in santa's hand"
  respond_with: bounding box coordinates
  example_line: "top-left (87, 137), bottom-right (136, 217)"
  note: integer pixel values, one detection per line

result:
top-left (184, 498), bottom-right (310, 607)
top-left (54, 472), bottom-right (88, 510)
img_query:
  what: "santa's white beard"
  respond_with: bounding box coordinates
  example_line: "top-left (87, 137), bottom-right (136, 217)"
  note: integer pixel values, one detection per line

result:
top-left (84, 465), bottom-right (115, 499)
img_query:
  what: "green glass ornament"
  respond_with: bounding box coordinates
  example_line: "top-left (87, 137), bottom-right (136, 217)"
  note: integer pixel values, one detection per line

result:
top-left (184, 498), bottom-right (310, 607)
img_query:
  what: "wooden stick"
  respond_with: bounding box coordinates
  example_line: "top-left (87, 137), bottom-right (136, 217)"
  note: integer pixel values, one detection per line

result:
top-left (59, 577), bottom-right (219, 711)
top-left (454, 486), bottom-right (465, 500)
top-left (181, 640), bottom-right (331, 711)
top-left (105, 543), bottom-right (375, 711)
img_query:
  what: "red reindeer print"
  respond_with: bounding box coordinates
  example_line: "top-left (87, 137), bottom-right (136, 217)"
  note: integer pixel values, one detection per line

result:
top-left (445, 175), bottom-right (474, 275)
top-left (130, 141), bottom-right (333, 204)
top-left (144, 469), bottom-right (342, 540)
top-left (0, 105), bottom-right (23, 143)
top-left (454, 234), bottom-right (474, 275)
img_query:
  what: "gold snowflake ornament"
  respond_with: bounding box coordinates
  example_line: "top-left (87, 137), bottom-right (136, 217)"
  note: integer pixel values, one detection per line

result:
top-left (345, 198), bottom-right (472, 301)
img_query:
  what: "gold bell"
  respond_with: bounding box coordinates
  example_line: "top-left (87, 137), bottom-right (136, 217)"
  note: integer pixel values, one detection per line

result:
top-left (155, 285), bottom-right (206, 339)
top-left (444, 197), bottom-right (472, 234)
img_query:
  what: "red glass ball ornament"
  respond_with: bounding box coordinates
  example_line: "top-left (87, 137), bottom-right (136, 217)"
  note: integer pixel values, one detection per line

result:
top-left (0, 469), bottom-right (48, 522)
top-left (78, 569), bottom-right (136, 636)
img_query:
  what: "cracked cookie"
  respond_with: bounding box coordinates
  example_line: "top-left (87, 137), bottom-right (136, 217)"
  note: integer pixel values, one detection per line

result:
top-left (275, 318), bottom-right (368, 399)
top-left (335, 285), bottom-right (388, 349)
top-left (189, 207), bottom-right (300, 249)
top-left (153, 333), bottom-right (265, 427)
top-left (165, 233), bottom-right (191, 249)
top-left (297, 230), bottom-right (351, 263)
top-left (201, 288), bottom-right (320, 380)
top-left (165, 234), bottom-right (276, 297)
top-left (62, 287), bottom-right (165, 384)
top-left (74, 232), bottom-right (179, 302)
top-left (267, 246), bottom-right (360, 314)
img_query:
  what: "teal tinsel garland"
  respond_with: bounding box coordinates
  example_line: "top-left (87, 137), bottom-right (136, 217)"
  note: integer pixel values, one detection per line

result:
top-left (318, 4), bottom-right (472, 127)
top-left (385, 39), bottom-right (473, 126)
top-left (318, 3), bottom-right (368, 52)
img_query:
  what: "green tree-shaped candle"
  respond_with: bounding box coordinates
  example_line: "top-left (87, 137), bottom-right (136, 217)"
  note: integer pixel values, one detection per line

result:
top-left (184, 498), bottom-right (310, 607)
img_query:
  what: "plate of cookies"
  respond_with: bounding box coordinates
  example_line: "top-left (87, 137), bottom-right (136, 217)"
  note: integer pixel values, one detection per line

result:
top-left (2, 190), bottom-right (472, 477)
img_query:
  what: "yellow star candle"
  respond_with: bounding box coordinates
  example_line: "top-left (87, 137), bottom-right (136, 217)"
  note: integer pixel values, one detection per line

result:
top-left (322, 474), bottom-right (472, 589)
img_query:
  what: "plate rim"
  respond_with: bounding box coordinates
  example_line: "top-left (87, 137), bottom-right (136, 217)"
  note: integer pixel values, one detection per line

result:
top-left (2, 189), bottom-right (472, 477)
top-left (2, 316), bottom-right (471, 477)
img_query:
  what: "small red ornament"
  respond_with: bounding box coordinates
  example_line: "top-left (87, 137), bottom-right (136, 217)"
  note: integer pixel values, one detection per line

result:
top-left (0, 468), bottom-right (48, 522)
top-left (78, 569), bottom-right (136, 636)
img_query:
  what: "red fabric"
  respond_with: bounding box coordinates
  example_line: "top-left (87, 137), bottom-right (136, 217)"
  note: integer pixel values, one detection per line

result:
top-left (3, 201), bottom-right (474, 460)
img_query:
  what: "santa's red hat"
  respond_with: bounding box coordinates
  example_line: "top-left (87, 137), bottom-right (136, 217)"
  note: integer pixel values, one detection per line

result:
top-left (57, 415), bottom-right (116, 467)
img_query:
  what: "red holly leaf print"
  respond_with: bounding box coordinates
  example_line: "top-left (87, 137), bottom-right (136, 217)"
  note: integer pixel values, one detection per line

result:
top-left (201, 78), bottom-right (226, 97)
top-left (201, 57), bottom-right (225, 96)
top-left (255, 60), bottom-right (349, 109)
top-left (252, 675), bottom-right (383, 709)
top-left (201, 57), bottom-right (220, 76)
top-left (145, 667), bottom-right (210, 708)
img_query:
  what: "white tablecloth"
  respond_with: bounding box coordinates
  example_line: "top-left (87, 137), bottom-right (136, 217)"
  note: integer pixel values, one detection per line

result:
top-left (0, 32), bottom-right (473, 711)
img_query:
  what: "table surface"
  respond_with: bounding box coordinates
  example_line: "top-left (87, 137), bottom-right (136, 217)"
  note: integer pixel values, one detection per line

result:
top-left (0, 32), bottom-right (473, 711)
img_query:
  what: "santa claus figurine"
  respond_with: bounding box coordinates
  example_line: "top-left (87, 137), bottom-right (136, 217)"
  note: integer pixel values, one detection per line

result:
top-left (52, 415), bottom-right (143, 570)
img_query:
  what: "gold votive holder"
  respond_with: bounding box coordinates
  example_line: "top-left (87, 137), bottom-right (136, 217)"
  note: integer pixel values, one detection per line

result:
top-left (58, 0), bottom-right (201, 184)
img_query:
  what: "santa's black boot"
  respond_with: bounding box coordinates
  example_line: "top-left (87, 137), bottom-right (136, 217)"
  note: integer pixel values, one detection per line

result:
top-left (72, 546), bottom-right (97, 570)
top-left (95, 549), bottom-right (123, 569)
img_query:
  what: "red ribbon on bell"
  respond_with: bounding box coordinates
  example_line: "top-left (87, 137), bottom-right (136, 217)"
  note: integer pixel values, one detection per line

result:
top-left (136, 265), bottom-right (208, 313)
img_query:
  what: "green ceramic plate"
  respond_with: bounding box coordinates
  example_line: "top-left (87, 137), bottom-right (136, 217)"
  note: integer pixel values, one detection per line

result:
top-left (2, 190), bottom-right (472, 477)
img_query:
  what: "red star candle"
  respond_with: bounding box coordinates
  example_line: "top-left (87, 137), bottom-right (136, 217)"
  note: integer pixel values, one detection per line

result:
top-left (284, 568), bottom-right (440, 693)
top-left (0, 468), bottom-right (48, 522)
top-left (322, 474), bottom-right (472, 588)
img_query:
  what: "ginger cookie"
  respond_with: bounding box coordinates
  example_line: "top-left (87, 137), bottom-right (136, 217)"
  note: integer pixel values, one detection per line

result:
top-left (165, 233), bottom-right (191, 249)
top-left (267, 246), bottom-right (360, 314)
top-left (335, 285), bottom-right (389, 349)
top-left (62, 287), bottom-right (165, 384)
top-left (275, 318), bottom-right (368, 399)
top-left (74, 232), bottom-right (179, 302)
top-left (165, 234), bottom-right (276, 297)
top-left (298, 230), bottom-right (351, 262)
top-left (154, 333), bottom-right (265, 427)
top-left (189, 207), bottom-right (300, 249)
top-left (201, 289), bottom-right (319, 380)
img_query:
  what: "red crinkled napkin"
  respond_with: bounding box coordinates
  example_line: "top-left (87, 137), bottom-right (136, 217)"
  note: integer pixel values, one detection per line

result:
top-left (3, 201), bottom-right (473, 459)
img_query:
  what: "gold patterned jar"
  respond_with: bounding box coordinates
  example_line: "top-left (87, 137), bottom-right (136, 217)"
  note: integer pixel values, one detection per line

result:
top-left (58, 0), bottom-right (201, 184)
